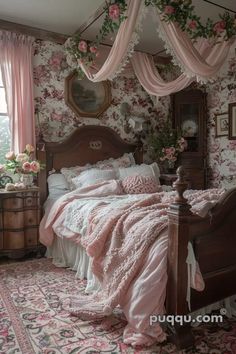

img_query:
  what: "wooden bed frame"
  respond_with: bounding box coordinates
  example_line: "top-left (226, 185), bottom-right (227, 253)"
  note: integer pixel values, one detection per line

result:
top-left (37, 125), bottom-right (236, 350)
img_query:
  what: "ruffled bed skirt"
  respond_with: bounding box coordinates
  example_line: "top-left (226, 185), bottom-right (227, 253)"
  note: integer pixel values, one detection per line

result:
top-left (46, 237), bottom-right (100, 293)
top-left (47, 236), bottom-right (236, 322)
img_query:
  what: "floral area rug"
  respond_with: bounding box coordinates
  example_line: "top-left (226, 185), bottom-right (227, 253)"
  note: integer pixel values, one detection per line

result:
top-left (0, 258), bottom-right (235, 354)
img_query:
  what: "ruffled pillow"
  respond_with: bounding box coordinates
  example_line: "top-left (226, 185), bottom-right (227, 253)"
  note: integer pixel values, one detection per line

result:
top-left (121, 175), bottom-right (160, 194)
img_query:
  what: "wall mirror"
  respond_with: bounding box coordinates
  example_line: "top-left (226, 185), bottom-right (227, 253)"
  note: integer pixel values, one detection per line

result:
top-left (65, 71), bottom-right (111, 118)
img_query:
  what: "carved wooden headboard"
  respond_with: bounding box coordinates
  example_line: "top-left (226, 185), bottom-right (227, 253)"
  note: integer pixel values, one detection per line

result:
top-left (37, 125), bottom-right (143, 206)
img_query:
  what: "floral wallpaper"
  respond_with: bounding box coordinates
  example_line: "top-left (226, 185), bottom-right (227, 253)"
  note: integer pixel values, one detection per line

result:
top-left (33, 39), bottom-right (236, 188)
top-left (33, 40), bottom-right (169, 146)
top-left (206, 53), bottom-right (236, 189)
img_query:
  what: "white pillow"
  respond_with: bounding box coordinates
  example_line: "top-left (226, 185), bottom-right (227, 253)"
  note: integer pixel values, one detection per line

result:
top-left (61, 152), bottom-right (135, 189)
top-left (118, 163), bottom-right (160, 185)
top-left (47, 173), bottom-right (69, 190)
top-left (71, 168), bottom-right (118, 189)
top-left (47, 173), bottom-right (70, 199)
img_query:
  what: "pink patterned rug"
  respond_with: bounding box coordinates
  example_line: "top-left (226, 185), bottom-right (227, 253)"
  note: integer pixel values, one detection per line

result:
top-left (0, 258), bottom-right (235, 354)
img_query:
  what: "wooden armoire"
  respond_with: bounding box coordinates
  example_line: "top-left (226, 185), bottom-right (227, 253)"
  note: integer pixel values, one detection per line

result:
top-left (172, 88), bottom-right (207, 189)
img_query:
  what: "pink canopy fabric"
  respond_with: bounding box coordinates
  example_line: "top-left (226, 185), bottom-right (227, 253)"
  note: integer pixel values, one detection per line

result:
top-left (154, 13), bottom-right (234, 80)
top-left (79, 0), bottom-right (142, 82)
top-left (0, 31), bottom-right (35, 152)
top-left (131, 52), bottom-right (193, 97)
top-left (75, 0), bottom-right (235, 98)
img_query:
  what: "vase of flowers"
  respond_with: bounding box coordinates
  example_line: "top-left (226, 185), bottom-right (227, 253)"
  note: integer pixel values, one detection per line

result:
top-left (148, 120), bottom-right (187, 173)
top-left (1, 144), bottom-right (43, 188)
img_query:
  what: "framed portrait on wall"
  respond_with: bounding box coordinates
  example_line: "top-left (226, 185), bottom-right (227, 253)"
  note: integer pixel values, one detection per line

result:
top-left (215, 112), bottom-right (229, 137)
top-left (229, 102), bottom-right (236, 140)
top-left (65, 71), bottom-right (111, 118)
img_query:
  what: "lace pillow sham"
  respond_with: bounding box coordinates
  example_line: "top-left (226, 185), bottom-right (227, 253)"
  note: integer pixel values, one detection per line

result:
top-left (61, 152), bottom-right (135, 189)
top-left (71, 168), bottom-right (118, 189)
top-left (118, 162), bottom-right (160, 185)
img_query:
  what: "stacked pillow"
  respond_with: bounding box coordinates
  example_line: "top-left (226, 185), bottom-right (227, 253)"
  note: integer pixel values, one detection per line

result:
top-left (47, 153), bottom-right (162, 197)
top-left (60, 152), bottom-right (135, 189)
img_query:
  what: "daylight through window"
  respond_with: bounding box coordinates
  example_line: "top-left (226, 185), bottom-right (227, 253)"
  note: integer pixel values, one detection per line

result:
top-left (0, 71), bottom-right (10, 164)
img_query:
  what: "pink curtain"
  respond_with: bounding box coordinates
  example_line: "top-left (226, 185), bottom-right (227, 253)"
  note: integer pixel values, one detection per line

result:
top-left (79, 0), bottom-right (142, 82)
top-left (0, 31), bottom-right (35, 153)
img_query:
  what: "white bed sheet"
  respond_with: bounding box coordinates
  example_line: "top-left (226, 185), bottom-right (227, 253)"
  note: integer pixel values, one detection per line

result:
top-left (43, 193), bottom-right (236, 321)
top-left (44, 193), bottom-right (100, 293)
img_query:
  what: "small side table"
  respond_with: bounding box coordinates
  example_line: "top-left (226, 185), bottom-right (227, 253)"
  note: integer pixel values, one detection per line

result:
top-left (0, 187), bottom-right (45, 259)
top-left (160, 173), bottom-right (177, 186)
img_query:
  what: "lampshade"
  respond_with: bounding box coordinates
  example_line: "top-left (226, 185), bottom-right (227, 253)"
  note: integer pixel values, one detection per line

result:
top-left (128, 117), bottom-right (145, 132)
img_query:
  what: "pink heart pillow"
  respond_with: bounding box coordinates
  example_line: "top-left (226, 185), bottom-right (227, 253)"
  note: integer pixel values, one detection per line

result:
top-left (121, 175), bottom-right (160, 194)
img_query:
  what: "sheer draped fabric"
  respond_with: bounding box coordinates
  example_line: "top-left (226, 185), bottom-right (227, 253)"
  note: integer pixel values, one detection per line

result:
top-left (131, 52), bottom-right (193, 96)
top-left (75, 0), bottom-right (235, 97)
top-left (159, 16), bottom-right (234, 80)
top-left (0, 31), bottom-right (35, 152)
top-left (79, 0), bottom-right (142, 82)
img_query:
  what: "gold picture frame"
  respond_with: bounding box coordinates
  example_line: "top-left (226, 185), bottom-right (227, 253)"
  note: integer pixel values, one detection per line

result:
top-left (229, 102), bottom-right (236, 140)
top-left (215, 112), bottom-right (229, 137)
top-left (65, 71), bottom-right (111, 118)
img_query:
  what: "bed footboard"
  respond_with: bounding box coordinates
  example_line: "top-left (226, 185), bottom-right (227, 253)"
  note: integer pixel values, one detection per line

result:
top-left (166, 167), bottom-right (236, 348)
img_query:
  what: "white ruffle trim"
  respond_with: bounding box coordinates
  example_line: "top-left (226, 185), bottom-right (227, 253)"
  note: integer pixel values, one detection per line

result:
top-left (153, 8), bottom-right (235, 84)
top-left (109, 1), bottom-right (148, 79)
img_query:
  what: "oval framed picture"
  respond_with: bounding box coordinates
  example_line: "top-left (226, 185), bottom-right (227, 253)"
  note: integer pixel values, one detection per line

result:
top-left (65, 71), bottom-right (111, 118)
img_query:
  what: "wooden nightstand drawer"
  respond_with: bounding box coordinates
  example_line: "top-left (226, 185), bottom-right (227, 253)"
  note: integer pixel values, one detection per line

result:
top-left (0, 187), bottom-right (43, 258)
top-left (3, 211), bottom-right (24, 229)
top-left (24, 196), bottom-right (39, 207)
top-left (25, 229), bottom-right (38, 247)
top-left (3, 197), bottom-right (23, 210)
top-left (0, 231), bottom-right (3, 249)
top-left (24, 210), bottom-right (39, 226)
top-left (4, 231), bottom-right (25, 249)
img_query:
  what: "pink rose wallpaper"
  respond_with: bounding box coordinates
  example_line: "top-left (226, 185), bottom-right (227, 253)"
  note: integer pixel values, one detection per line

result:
top-left (33, 39), bottom-right (236, 189)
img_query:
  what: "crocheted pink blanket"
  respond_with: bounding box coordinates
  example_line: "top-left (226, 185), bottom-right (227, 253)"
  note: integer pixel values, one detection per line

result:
top-left (40, 181), bottom-right (224, 346)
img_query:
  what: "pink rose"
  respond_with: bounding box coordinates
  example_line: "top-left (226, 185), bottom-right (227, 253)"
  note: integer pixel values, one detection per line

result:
top-left (89, 46), bottom-right (97, 54)
top-left (164, 5), bottom-right (175, 15)
top-left (188, 20), bottom-right (197, 30)
top-left (22, 162), bottom-right (31, 172)
top-left (109, 4), bottom-right (120, 20)
top-left (16, 153), bottom-right (29, 163)
top-left (213, 21), bottom-right (226, 34)
top-left (78, 40), bottom-right (87, 53)
top-left (30, 161), bottom-right (40, 173)
top-left (25, 144), bottom-right (35, 154)
top-left (5, 151), bottom-right (15, 160)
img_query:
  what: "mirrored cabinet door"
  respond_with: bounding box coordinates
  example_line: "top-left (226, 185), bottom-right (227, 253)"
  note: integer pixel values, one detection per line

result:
top-left (172, 88), bottom-right (207, 189)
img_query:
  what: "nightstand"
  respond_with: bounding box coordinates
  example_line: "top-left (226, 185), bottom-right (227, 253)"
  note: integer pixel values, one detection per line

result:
top-left (0, 187), bottom-right (45, 259)
top-left (160, 173), bottom-right (177, 186)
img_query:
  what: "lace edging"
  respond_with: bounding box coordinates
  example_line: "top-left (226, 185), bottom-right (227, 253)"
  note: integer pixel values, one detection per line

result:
top-left (152, 9), bottom-right (228, 84)
top-left (109, 1), bottom-right (148, 79)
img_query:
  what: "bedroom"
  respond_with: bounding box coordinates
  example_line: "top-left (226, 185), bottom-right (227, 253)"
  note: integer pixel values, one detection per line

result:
top-left (0, 0), bottom-right (236, 353)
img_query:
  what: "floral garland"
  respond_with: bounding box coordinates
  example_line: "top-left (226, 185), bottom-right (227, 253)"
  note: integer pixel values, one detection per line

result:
top-left (145, 0), bottom-right (236, 40)
top-left (65, 0), bottom-right (127, 76)
top-left (65, 0), bottom-right (236, 75)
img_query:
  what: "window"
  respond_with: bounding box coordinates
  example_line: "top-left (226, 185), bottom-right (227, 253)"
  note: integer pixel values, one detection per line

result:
top-left (0, 71), bottom-right (10, 164)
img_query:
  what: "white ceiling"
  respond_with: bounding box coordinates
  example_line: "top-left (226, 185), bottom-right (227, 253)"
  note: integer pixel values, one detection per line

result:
top-left (0, 0), bottom-right (235, 54)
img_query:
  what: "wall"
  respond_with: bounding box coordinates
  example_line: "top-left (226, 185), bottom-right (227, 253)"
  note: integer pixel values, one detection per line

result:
top-left (33, 39), bottom-right (236, 188)
top-left (206, 54), bottom-right (236, 189)
top-left (33, 40), bottom-right (170, 148)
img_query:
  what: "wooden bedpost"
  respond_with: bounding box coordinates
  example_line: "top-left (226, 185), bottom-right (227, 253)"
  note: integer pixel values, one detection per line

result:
top-left (166, 166), bottom-right (194, 349)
